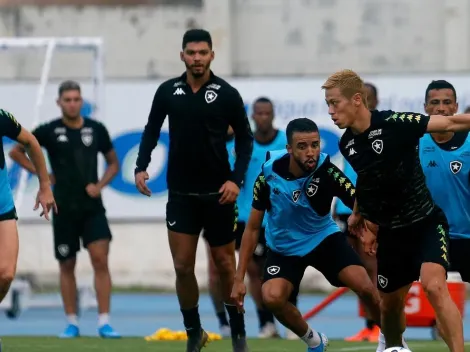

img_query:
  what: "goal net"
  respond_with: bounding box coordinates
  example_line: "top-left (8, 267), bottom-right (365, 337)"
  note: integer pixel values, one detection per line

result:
top-left (0, 37), bottom-right (105, 219)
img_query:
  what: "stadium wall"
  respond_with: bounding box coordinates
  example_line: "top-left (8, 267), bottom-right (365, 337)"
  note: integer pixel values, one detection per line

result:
top-left (0, 0), bottom-right (468, 78)
top-left (6, 73), bottom-right (470, 290)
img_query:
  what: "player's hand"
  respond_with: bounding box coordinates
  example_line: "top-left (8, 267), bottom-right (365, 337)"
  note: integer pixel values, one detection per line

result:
top-left (219, 181), bottom-right (239, 204)
top-left (359, 225), bottom-right (378, 256)
top-left (347, 212), bottom-right (365, 237)
top-left (85, 183), bottom-right (102, 198)
top-left (34, 185), bottom-right (57, 221)
top-left (230, 278), bottom-right (247, 314)
top-left (135, 171), bottom-right (151, 197)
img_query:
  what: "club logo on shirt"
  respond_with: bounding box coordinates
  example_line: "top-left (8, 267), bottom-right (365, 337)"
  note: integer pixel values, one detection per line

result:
top-left (267, 266), bottom-right (280, 275)
top-left (306, 183), bottom-right (318, 197)
top-left (450, 160), bottom-right (463, 174)
top-left (378, 275), bottom-right (388, 288)
top-left (292, 189), bottom-right (301, 202)
top-left (205, 90), bottom-right (218, 103)
top-left (81, 130), bottom-right (93, 147)
top-left (371, 139), bottom-right (383, 154)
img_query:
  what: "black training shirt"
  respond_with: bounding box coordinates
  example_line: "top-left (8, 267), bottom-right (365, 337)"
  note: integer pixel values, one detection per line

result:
top-left (339, 110), bottom-right (435, 229)
top-left (252, 153), bottom-right (355, 214)
top-left (135, 71), bottom-right (253, 195)
top-left (33, 118), bottom-right (113, 211)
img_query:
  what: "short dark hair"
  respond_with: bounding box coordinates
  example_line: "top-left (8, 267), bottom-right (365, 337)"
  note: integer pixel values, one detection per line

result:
top-left (364, 82), bottom-right (378, 98)
top-left (182, 29), bottom-right (212, 50)
top-left (286, 118), bottom-right (319, 144)
top-left (425, 80), bottom-right (457, 103)
top-left (58, 80), bottom-right (81, 97)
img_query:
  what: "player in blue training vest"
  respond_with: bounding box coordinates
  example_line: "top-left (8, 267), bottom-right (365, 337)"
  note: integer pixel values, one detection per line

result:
top-left (207, 97), bottom-right (286, 338)
top-left (419, 80), bottom-right (470, 284)
top-left (231, 118), bottom-right (381, 352)
top-left (0, 109), bottom-right (56, 350)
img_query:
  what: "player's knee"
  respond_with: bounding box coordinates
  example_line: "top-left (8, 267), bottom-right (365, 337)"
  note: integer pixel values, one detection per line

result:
top-left (173, 261), bottom-right (195, 278)
top-left (90, 254), bottom-right (108, 272)
top-left (59, 258), bottom-right (76, 274)
top-left (422, 279), bottom-right (446, 304)
top-left (0, 266), bottom-right (15, 288)
top-left (212, 254), bottom-right (235, 276)
top-left (262, 282), bottom-right (289, 311)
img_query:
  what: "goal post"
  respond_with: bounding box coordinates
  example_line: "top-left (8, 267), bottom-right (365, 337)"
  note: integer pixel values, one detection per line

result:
top-left (0, 37), bottom-right (106, 215)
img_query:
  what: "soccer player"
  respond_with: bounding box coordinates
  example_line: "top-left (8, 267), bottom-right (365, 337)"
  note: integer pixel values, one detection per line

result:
top-left (336, 82), bottom-right (380, 342)
top-left (9, 81), bottom-right (120, 339)
top-left (231, 118), bottom-right (381, 352)
top-left (134, 29), bottom-right (253, 352)
top-left (419, 79), bottom-right (470, 336)
top-left (207, 97), bottom-right (285, 339)
top-left (0, 109), bottom-right (56, 350)
top-left (323, 69), bottom-right (467, 352)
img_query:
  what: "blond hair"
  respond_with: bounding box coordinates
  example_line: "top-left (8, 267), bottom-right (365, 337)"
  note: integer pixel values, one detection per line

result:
top-left (322, 69), bottom-right (367, 105)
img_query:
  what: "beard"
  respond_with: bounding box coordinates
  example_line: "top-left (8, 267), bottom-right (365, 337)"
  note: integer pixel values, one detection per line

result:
top-left (294, 156), bottom-right (317, 173)
top-left (185, 61), bottom-right (211, 78)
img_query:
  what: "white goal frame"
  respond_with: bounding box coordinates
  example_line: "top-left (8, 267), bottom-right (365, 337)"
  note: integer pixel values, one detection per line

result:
top-left (0, 37), bottom-right (105, 212)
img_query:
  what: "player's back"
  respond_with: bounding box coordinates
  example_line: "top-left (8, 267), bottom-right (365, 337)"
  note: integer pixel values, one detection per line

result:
top-left (340, 110), bottom-right (435, 228)
top-left (228, 130), bottom-right (287, 223)
top-left (420, 132), bottom-right (470, 239)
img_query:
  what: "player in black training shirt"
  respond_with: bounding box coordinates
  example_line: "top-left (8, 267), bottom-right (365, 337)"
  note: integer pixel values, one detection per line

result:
top-left (134, 29), bottom-right (253, 352)
top-left (322, 69), bottom-right (468, 352)
top-left (10, 81), bottom-right (120, 339)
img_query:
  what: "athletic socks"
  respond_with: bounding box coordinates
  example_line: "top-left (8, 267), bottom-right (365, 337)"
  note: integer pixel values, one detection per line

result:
top-left (225, 303), bottom-right (246, 339)
top-left (66, 314), bottom-right (78, 326)
top-left (217, 311), bottom-right (229, 327)
top-left (301, 326), bottom-right (321, 348)
top-left (98, 313), bottom-right (109, 327)
top-left (181, 306), bottom-right (202, 337)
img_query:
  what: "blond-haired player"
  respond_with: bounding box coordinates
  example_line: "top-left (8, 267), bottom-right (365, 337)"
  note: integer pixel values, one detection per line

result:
top-left (322, 69), bottom-right (466, 352)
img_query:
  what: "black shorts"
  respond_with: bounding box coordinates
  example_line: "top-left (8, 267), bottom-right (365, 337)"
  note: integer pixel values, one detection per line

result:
top-left (53, 209), bottom-right (112, 261)
top-left (166, 192), bottom-right (237, 247)
top-left (449, 238), bottom-right (470, 283)
top-left (336, 214), bottom-right (354, 238)
top-left (262, 232), bottom-right (363, 297)
top-left (234, 222), bottom-right (267, 258)
top-left (376, 209), bottom-right (450, 293)
top-left (0, 207), bottom-right (17, 222)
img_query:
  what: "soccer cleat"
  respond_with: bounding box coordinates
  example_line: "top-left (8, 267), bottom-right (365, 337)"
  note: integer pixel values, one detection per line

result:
top-left (186, 329), bottom-right (209, 352)
top-left (258, 322), bottom-right (280, 339)
top-left (59, 324), bottom-right (80, 338)
top-left (220, 325), bottom-right (231, 338)
top-left (307, 332), bottom-right (329, 352)
top-left (98, 324), bottom-right (121, 338)
top-left (368, 325), bottom-right (380, 342)
top-left (285, 328), bottom-right (300, 340)
top-left (344, 327), bottom-right (372, 342)
top-left (232, 335), bottom-right (249, 352)
top-left (376, 330), bottom-right (409, 352)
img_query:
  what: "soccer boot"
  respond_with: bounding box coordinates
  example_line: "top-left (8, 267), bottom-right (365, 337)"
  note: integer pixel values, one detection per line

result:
top-left (258, 322), bottom-right (280, 339)
top-left (307, 332), bottom-right (329, 352)
top-left (344, 327), bottom-right (372, 342)
top-left (376, 330), bottom-right (409, 352)
top-left (98, 324), bottom-right (121, 338)
top-left (59, 324), bottom-right (80, 338)
top-left (367, 325), bottom-right (380, 343)
top-left (186, 329), bottom-right (209, 352)
top-left (232, 335), bottom-right (249, 352)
